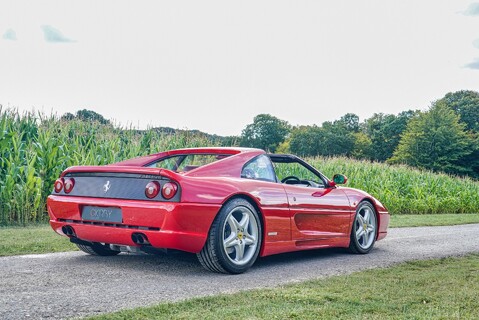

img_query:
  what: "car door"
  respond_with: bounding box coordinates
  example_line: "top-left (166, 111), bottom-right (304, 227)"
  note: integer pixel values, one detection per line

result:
top-left (281, 184), bottom-right (352, 240)
top-left (271, 156), bottom-right (352, 240)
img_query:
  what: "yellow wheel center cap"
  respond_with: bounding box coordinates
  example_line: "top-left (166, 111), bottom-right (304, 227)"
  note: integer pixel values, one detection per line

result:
top-left (363, 224), bottom-right (367, 230)
top-left (238, 232), bottom-right (243, 240)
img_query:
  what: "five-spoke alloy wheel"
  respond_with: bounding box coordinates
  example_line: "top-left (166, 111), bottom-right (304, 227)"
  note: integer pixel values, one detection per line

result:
top-left (349, 201), bottom-right (377, 254)
top-left (197, 198), bottom-right (262, 274)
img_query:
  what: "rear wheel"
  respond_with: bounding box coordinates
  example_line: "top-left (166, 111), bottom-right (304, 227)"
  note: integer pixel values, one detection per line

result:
top-left (76, 242), bottom-right (120, 256)
top-left (349, 201), bottom-right (377, 254)
top-left (197, 198), bottom-right (262, 274)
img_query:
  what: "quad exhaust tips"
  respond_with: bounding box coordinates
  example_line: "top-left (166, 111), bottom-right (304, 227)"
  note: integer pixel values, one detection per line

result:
top-left (131, 233), bottom-right (150, 245)
top-left (62, 225), bottom-right (76, 237)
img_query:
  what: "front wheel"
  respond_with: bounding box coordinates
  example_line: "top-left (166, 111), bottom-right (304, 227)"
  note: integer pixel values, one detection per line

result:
top-left (197, 198), bottom-right (262, 274)
top-left (349, 201), bottom-right (377, 254)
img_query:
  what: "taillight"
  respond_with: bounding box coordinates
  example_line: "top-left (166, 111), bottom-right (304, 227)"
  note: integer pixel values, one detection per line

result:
top-left (162, 182), bottom-right (178, 200)
top-left (64, 178), bottom-right (75, 194)
top-left (54, 178), bottom-right (64, 193)
top-left (145, 181), bottom-right (160, 199)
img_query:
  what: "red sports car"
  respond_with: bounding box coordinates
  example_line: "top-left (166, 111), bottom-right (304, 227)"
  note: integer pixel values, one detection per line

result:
top-left (48, 147), bottom-right (390, 274)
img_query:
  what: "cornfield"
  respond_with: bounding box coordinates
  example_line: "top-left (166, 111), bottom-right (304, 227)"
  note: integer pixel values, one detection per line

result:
top-left (312, 157), bottom-right (479, 215)
top-left (0, 107), bottom-right (221, 225)
top-left (1, 107), bottom-right (479, 225)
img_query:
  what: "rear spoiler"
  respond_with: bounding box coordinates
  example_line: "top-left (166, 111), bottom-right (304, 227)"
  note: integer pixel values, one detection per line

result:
top-left (60, 166), bottom-right (182, 181)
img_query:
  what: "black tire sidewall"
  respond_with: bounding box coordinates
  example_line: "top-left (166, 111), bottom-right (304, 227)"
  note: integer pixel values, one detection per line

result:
top-left (350, 201), bottom-right (377, 254)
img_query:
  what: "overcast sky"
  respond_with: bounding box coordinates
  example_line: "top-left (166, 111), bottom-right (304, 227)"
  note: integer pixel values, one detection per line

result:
top-left (1, 1), bottom-right (478, 136)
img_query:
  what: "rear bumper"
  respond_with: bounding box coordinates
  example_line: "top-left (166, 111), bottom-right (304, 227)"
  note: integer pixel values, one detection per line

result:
top-left (47, 195), bottom-right (221, 253)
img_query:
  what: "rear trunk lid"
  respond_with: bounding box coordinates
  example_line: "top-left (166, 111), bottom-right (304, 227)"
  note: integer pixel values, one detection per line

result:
top-left (55, 166), bottom-right (181, 202)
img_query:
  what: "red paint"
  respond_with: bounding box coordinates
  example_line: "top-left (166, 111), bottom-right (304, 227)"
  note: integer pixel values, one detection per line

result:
top-left (47, 147), bottom-right (390, 259)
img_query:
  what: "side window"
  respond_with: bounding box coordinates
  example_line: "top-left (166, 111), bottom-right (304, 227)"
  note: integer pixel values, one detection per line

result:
top-left (241, 155), bottom-right (277, 182)
top-left (273, 161), bottom-right (325, 188)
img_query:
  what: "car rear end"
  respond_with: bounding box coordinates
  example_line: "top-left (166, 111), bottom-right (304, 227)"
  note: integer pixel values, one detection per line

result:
top-left (47, 166), bottom-right (220, 253)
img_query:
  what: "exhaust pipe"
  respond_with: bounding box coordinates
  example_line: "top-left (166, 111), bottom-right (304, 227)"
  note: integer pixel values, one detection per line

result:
top-left (131, 233), bottom-right (150, 245)
top-left (62, 225), bottom-right (75, 237)
top-left (131, 233), bottom-right (139, 243)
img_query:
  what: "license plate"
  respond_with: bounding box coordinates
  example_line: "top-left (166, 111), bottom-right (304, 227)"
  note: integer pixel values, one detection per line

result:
top-left (82, 206), bottom-right (122, 223)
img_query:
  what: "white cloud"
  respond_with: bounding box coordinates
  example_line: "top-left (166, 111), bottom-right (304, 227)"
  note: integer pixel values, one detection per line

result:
top-left (465, 58), bottom-right (479, 69)
top-left (2, 28), bottom-right (16, 41)
top-left (463, 3), bottom-right (479, 16)
top-left (41, 25), bottom-right (74, 43)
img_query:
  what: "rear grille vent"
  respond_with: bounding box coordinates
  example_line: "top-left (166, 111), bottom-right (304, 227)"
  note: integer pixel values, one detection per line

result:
top-left (57, 219), bottom-right (160, 231)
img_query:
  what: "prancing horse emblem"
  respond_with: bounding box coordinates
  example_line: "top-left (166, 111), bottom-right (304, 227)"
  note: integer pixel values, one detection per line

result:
top-left (103, 181), bottom-right (111, 193)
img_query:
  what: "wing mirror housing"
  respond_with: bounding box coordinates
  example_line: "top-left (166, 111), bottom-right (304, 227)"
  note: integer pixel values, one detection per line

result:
top-left (331, 174), bottom-right (348, 186)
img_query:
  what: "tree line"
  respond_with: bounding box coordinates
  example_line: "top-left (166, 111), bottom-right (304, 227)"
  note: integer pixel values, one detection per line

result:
top-left (239, 90), bottom-right (479, 179)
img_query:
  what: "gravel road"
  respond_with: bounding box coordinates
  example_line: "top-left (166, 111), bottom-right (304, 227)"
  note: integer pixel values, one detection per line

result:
top-left (1, 224), bottom-right (479, 319)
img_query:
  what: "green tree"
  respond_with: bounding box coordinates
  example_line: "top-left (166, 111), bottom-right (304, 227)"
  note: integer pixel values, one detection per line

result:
top-left (335, 113), bottom-right (360, 132)
top-left (240, 114), bottom-right (290, 152)
top-left (364, 110), bottom-right (417, 161)
top-left (319, 120), bottom-right (355, 156)
top-left (438, 90), bottom-right (479, 132)
top-left (289, 125), bottom-right (323, 156)
top-left (76, 109), bottom-right (110, 124)
top-left (438, 91), bottom-right (479, 177)
top-left (275, 139), bottom-right (291, 154)
top-left (289, 114), bottom-right (360, 158)
top-left (61, 109), bottom-right (110, 125)
top-left (351, 131), bottom-right (372, 159)
top-left (388, 102), bottom-right (475, 176)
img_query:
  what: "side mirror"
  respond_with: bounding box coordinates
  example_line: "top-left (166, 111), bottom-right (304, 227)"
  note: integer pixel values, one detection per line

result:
top-left (332, 174), bottom-right (348, 185)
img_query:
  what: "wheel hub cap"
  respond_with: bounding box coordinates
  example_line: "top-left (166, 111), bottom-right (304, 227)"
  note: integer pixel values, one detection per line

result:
top-left (222, 206), bottom-right (259, 266)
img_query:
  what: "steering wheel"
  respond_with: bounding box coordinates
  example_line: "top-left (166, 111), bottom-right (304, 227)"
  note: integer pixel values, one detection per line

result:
top-left (281, 175), bottom-right (300, 183)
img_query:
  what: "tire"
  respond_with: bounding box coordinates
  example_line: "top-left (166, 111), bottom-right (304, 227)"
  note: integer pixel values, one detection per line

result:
top-left (197, 198), bottom-right (262, 274)
top-left (349, 201), bottom-right (377, 254)
top-left (76, 242), bottom-right (120, 256)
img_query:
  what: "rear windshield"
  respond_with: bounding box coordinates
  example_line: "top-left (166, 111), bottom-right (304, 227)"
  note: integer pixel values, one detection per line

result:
top-left (147, 154), bottom-right (231, 172)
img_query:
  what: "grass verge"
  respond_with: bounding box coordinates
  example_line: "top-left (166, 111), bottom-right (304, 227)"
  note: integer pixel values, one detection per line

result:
top-left (389, 213), bottom-right (479, 228)
top-left (89, 254), bottom-right (479, 319)
top-left (0, 225), bottom-right (77, 256)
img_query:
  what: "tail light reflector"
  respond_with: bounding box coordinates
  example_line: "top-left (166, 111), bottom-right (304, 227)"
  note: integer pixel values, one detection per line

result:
top-left (64, 178), bottom-right (75, 194)
top-left (162, 182), bottom-right (178, 200)
top-left (145, 181), bottom-right (160, 199)
top-left (54, 179), bottom-right (64, 193)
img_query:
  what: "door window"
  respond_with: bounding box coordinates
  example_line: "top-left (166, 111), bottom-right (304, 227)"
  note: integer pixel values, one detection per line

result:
top-left (273, 161), bottom-right (325, 188)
